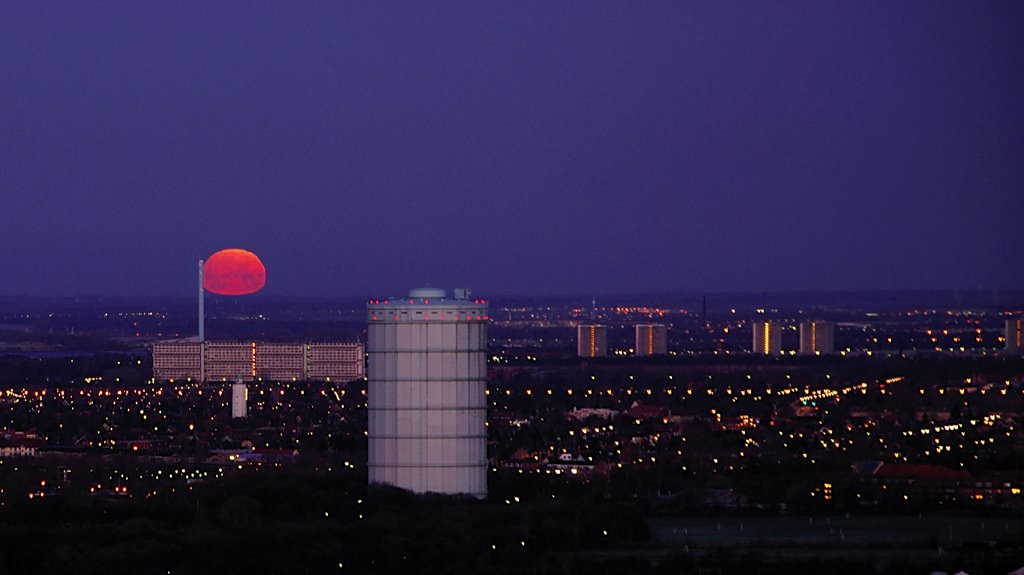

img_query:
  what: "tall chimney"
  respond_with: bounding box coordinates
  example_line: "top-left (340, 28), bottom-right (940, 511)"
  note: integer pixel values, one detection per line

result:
top-left (198, 259), bottom-right (205, 342)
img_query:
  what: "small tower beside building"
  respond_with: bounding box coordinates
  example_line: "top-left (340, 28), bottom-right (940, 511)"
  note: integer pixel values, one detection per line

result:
top-left (231, 378), bottom-right (247, 419)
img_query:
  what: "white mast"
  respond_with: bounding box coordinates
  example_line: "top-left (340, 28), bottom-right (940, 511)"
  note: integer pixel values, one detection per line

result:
top-left (198, 259), bottom-right (205, 342)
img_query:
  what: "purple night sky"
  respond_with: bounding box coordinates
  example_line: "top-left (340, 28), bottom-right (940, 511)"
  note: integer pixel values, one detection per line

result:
top-left (1, 2), bottom-right (1021, 297)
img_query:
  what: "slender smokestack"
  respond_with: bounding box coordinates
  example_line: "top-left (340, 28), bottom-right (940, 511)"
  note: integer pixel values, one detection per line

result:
top-left (198, 259), bottom-right (205, 342)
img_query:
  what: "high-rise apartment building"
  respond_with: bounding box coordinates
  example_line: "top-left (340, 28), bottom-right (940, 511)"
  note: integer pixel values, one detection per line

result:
top-left (799, 321), bottom-right (835, 354)
top-left (366, 288), bottom-right (488, 498)
top-left (1007, 318), bottom-right (1023, 353)
top-left (577, 325), bottom-right (608, 357)
top-left (635, 324), bottom-right (668, 356)
top-left (752, 321), bottom-right (782, 354)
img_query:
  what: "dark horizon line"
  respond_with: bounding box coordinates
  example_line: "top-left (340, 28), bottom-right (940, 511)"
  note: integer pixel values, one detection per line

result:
top-left (1, 286), bottom-right (1022, 304)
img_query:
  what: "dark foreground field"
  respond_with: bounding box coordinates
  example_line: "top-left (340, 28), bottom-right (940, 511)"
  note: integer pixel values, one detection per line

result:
top-left (0, 469), bottom-right (1020, 575)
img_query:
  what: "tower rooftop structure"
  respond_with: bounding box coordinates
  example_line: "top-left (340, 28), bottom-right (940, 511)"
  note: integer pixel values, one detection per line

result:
top-left (368, 288), bottom-right (487, 310)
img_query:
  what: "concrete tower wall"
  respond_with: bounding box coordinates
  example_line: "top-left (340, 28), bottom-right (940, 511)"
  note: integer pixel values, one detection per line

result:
top-left (367, 290), bottom-right (488, 498)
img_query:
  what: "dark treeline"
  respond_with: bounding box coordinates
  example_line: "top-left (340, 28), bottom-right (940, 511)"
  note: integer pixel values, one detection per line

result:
top-left (0, 470), bottom-right (652, 575)
top-left (0, 470), bottom-right (1020, 575)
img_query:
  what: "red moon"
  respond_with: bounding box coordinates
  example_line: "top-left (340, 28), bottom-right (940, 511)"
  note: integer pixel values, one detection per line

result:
top-left (203, 249), bottom-right (266, 295)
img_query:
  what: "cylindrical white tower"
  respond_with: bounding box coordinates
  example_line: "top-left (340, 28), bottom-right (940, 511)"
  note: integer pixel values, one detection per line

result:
top-left (367, 288), bottom-right (488, 498)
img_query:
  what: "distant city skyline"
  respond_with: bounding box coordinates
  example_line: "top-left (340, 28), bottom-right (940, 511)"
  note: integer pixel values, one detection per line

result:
top-left (1, 2), bottom-right (1022, 297)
